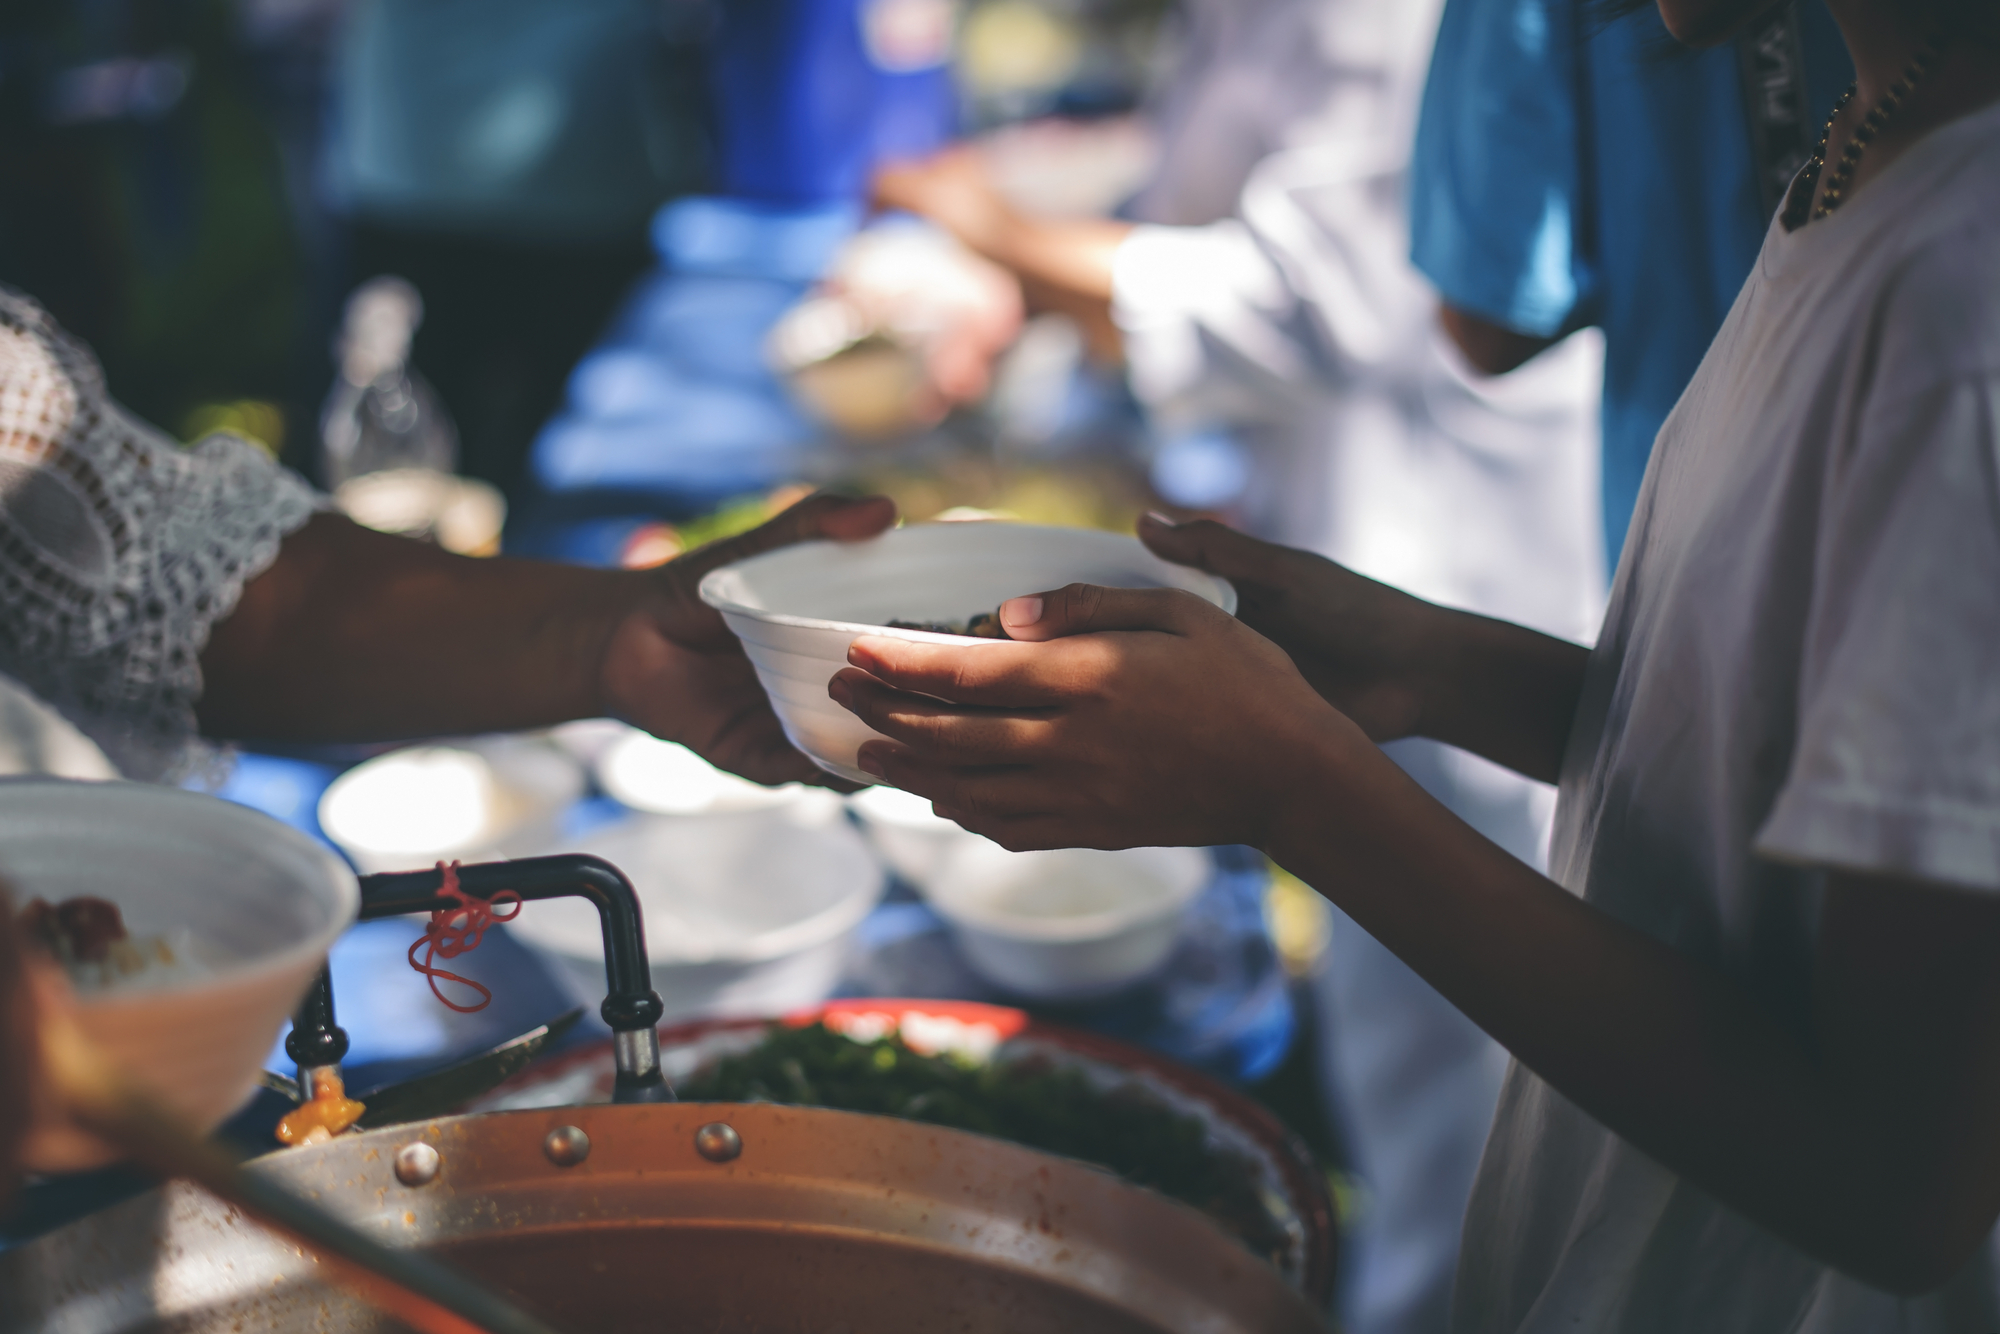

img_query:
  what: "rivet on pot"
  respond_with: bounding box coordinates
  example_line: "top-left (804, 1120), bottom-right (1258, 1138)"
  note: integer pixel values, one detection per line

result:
top-left (694, 1122), bottom-right (742, 1163)
top-left (393, 1141), bottom-right (441, 1187)
top-left (543, 1125), bottom-right (591, 1167)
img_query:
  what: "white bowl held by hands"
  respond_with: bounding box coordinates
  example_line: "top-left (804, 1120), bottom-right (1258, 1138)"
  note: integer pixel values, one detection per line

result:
top-left (699, 522), bottom-right (1236, 783)
top-left (0, 780), bottom-right (358, 1170)
top-left (925, 842), bottom-right (1211, 1000)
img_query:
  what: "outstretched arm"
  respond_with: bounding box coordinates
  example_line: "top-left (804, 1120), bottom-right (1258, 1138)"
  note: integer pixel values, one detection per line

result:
top-left (1135, 514), bottom-right (1588, 783)
top-left (829, 584), bottom-right (2000, 1294)
top-left (1266, 736), bottom-right (2000, 1298)
top-left (198, 494), bottom-right (896, 785)
top-left (874, 148), bottom-right (1131, 360)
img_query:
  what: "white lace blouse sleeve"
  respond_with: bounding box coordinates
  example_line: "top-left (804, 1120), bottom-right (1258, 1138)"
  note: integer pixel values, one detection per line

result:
top-left (0, 288), bottom-right (319, 782)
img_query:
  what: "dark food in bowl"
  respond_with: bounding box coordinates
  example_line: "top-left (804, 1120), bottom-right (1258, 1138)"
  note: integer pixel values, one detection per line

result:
top-left (884, 610), bottom-right (1013, 638)
top-left (17, 895), bottom-right (205, 990)
top-left (20, 895), bottom-right (127, 963)
top-left (678, 1022), bottom-right (1293, 1267)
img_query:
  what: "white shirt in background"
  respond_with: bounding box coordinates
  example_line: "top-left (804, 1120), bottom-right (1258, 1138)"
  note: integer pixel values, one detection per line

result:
top-left (1112, 0), bottom-right (1603, 649)
top-left (1106, 3), bottom-right (1604, 1331)
top-left (1456, 101), bottom-right (2000, 1334)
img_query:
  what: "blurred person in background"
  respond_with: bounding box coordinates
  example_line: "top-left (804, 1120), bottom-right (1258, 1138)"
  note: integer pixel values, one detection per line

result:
top-left (323, 0), bottom-right (712, 499)
top-left (0, 0), bottom-right (310, 464)
top-left (1412, 0), bottom-right (1852, 568)
top-left (0, 286), bottom-right (890, 788)
top-left (874, 1), bottom-right (1604, 1329)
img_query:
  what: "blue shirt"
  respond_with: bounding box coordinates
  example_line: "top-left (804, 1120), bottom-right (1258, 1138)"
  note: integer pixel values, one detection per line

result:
top-left (1409, 0), bottom-right (1851, 568)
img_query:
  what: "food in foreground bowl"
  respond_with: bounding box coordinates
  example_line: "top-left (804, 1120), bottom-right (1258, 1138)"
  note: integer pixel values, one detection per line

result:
top-left (885, 609), bottom-right (1012, 638)
top-left (18, 896), bottom-right (208, 992)
top-left (678, 1021), bottom-right (1292, 1266)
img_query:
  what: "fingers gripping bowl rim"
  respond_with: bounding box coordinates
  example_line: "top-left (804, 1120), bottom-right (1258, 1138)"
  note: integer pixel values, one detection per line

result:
top-left (698, 523), bottom-right (1238, 784)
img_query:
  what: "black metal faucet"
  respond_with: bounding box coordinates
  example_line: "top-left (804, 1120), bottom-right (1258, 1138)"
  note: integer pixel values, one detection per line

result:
top-left (288, 853), bottom-right (672, 1105)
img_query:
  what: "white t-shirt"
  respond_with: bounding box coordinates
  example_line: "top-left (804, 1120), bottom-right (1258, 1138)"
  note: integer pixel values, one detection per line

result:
top-left (1110, 0), bottom-right (1604, 646)
top-left (1454, 102), bottom-right (2000, 1333)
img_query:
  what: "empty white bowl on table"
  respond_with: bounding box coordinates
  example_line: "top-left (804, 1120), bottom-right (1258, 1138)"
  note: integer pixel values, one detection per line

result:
top-left (847, 782), bottom-right (990, 890)
top-left (594, 727), bottom-right (810, 816)
top-left (925, 842), bottom-right (1211, 1000)
top-left (509, 795), bottom-right (886, 1023)
top-left (699, 522), bottom-right (1237, 783)
top-left (318, 736), bottom-right (585, 874)
top-left (0, 779), bottom-right (358, 1171)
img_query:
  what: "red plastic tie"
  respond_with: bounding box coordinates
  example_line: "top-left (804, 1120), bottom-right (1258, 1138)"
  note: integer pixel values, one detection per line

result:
top-left (407, 861), bottom-right (521, 1013)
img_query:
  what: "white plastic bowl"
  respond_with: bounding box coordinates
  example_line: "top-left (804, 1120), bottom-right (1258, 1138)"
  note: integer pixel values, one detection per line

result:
top-left (595, 727), bottom-right (810, 816)
top-left (319, 738), bottom-right (585, 875)
top-left (925, 842), bottom-right (1210, 1000)
top-left (509, 797), bottom-right (886, 1023)
top-left (0, 780), bottom-right (358, 1170)
top-left (847, 783), bottom-right (991, 890)
top-left (699, 522), bottom-right (1236, 782)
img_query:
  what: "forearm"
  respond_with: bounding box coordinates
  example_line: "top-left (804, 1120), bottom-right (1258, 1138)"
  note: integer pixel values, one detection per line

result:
top-left (1411, 606), bottom-right (1590, 783)
top-left (1267, 735), bottom-right (2000, 1292)
top-left (977, 215), bottom-right (1129, 304)
top-left (965, 213), bottom-right (1132, 361)
top-left (196, 514), bottom-right (644, 742)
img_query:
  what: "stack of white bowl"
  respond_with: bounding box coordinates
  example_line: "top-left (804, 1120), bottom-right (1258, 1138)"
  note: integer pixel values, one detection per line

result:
top-left (739, 523), bottom-right (1234, 1000)
top-left (318, 736), bottom-right (585, 875)
top-left (522, 728), bottom-right (885, 1022)
top-left (849, 780), bottom-right (1210, 1000)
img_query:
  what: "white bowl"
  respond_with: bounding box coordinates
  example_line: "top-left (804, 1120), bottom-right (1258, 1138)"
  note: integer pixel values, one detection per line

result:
top-left (925, 843), bottom-right (1210, 1000)
top-left (319, 738), bottom-right (585, 875)
top-left (509, 798), bottom-right (885, 1023)
top-left (0, 780), bottom-right (358, 1170)
top-left (847, 783), bottom-right (991, 889)
top-left (699, 522), bottom-right (1236, 783)
top-left (595, 727), bottom-right (810, 816)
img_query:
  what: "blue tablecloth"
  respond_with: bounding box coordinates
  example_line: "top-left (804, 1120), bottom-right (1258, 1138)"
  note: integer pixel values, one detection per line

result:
top-left (505, 197), bottom-right (862, 563)
top-left (216, 748), bottom-right (1293, 1086)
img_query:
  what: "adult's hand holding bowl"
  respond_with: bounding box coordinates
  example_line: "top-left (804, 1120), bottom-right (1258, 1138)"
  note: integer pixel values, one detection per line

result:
top-left (602, 492), bottom-right (896, 789)
top-left (831, 580), bottom-right (1354, 852)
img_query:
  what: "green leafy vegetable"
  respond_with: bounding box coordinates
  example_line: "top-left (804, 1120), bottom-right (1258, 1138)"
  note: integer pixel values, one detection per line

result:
top-left (679, 1022), bottom-right (1291, 1266)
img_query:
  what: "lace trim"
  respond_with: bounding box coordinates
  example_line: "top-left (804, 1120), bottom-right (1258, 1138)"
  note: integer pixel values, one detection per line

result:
top-left (0, 287), bottom-right (320, 781)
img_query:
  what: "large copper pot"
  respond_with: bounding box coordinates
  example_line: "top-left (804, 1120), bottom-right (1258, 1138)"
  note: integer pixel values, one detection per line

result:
top-left (2, 1100), bottom-right (1329, 1333)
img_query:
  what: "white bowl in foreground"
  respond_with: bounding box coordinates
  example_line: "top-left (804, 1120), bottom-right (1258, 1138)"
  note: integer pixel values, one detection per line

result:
top-left (510, 796), bottom-right (885, 1023)
top-left (926, 842), bottom-right (1210, 1000)
top-left (699, 522), bottom-right (1236, 783)
top-left (0, 780), bottom-right (358, 1170)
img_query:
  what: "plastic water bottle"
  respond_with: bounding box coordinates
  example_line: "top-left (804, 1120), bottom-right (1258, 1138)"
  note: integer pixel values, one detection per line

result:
top-left (319, 276), bottom-right (458, 488)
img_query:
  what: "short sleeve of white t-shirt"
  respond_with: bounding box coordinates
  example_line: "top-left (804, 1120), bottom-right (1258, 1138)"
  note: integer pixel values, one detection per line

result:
top-left (1755, 270), bottom-right (2000, 891)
